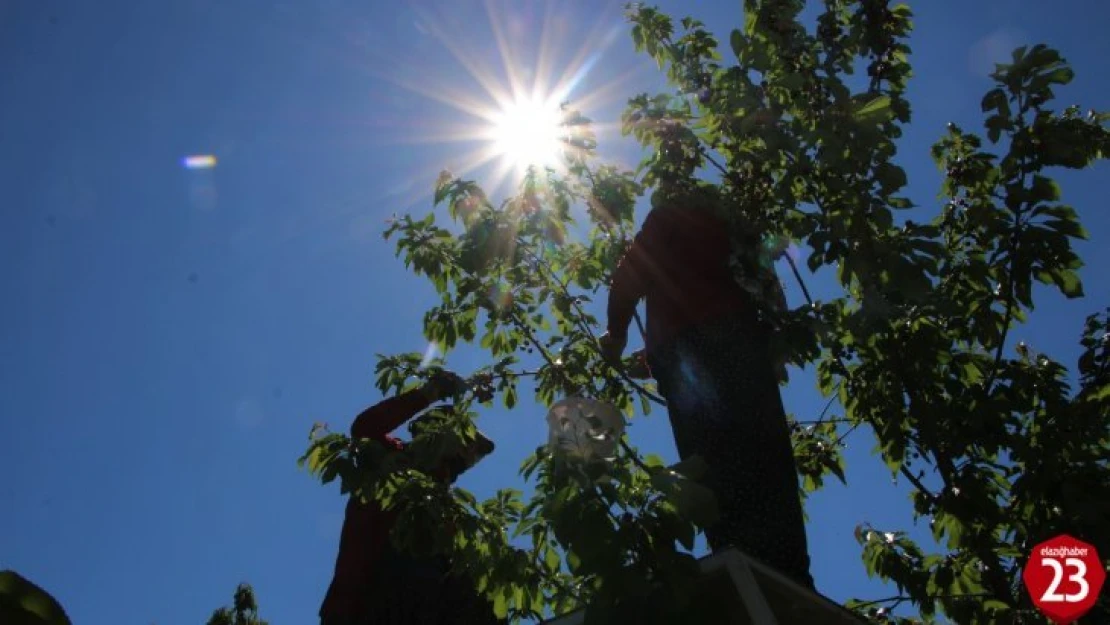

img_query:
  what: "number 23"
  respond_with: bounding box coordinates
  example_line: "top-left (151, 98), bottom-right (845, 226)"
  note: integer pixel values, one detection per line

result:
top-left (1040, 557), bottom-right (1090, 603)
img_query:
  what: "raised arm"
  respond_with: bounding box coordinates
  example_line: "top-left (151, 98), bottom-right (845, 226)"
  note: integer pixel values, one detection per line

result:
top-left (350, 371), bottom-right (471, 440)
top-left (350, 389), bottom-right (435, 440)
top-left (607, 208), bottom-right (667, 340)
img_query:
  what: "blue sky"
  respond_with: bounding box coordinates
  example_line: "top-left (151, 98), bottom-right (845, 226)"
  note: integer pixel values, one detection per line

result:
top-left (1, 1), bottom-right (1107, 623)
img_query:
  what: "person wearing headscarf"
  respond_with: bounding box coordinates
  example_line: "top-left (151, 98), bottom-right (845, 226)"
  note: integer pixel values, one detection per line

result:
top-left (320, 371), bottom-right (503, 625)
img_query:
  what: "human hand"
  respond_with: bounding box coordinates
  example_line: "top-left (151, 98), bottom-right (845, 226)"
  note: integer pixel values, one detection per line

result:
top-left (598, 332), bottom-right (627, 366)
top-left (423, 370), bottom-right (469, 401)
top-left (626, 349), bottom-right (652, 379)
top-left (469, 373), bottom-right (496, 403)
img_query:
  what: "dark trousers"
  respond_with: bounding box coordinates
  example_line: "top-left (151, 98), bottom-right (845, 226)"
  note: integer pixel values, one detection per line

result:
top-left (649, 312), bottom-right (815, 589)
top-left (321, 548), bottom-right (504, 625)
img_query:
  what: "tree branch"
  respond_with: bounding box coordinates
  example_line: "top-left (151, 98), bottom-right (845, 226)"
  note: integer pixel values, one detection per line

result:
top-left (797, 416), bottom-right (853, 426)
top-left (833, 421), bottom-right (863, 447)
top-left (521, 245), bottom-right (667, 406)
top-left (815, 381), bottom-right (842, 424)
top-left (510, 309), bottom-right (564, 373)
top-left (899, 465), bottom-right (937, 503)
top-left (785, 254), bottom-right (815, 306)
top-left (851, 591), bottom-right (993, 610)
top-left (983, 92), bottom-right (1033, 394)
top-left (851, 594), bottom-right (911, 610)
top-left (696, 144), bottom-right (811, 218)
top-left (619, 437), bottom-right (653, 474)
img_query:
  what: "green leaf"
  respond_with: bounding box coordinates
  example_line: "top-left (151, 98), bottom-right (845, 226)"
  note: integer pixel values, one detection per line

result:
top-left (1037, 268), bottom-right (1084, 298)
top-left (512, 586), bottom-right (525, 615)
top-left (434, 171), bottom-right (454, 206)
top-left (876, 162), bottom-right (907, 191)
top-left (980, 88), bottom-right (1007, 114)
top-left (664, 478), bottom-right (720, 528)
top-left (669, 455), bottom-right (709, 481)
top-left (983, 599), bottom-right (1010, 612)
top-left (825, 454), bottom-right (847, 485)
top-left (729, 29), bottom-right (745, 61)
top-left (0, 571), bottom-right (72, 625)
top-left (492, 589), bottom-right (509, 619)
top-left (545, 546), bottom-right (561, 573)
top-left (566, 550), bottom-right (582, 573)
top-left (853, 95), bottom-right (892, 124)
top-left (1042, 66), bottom-right (1074, 86)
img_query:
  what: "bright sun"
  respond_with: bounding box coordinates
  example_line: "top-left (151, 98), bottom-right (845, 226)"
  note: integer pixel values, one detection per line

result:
top-left (368, 2), bottom-right (628, 195)
top-left (488, 96), bottom-right (566, 171)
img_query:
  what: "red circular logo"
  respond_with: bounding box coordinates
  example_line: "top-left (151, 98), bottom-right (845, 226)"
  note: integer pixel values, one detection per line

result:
top-left (1023, 534), bottom-right (1105, 624)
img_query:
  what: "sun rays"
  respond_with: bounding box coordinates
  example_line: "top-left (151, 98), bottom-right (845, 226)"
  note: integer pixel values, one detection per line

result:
top-left (370, 0), bottom-right (637, 196)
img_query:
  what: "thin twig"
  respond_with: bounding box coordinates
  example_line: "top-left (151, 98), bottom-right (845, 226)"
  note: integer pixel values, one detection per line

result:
top-left (852, 592), bottom-right (993, 610)
top-left (471, 369), bottom-right (540, 383)
top-left (899, 465), bottom-right (937, 503)
top-left (632, 309), bottom-right (648, 339)
top-left (982, 95), bottom-right (1032, 394)
top-left (701, 149), bottom-right (738, 186)
top-left (510, 310), bottom-right (562, 372)
top-left (795, 416), bottom-right (852, 425)
top-left (696, 145), bottom-right (810, 217)
top-left (832, 421), bottom-right (862, 447)
top-left (774, 201), bottom-right (938, 505)
top-left (619, 438), bottom-right (653, 473)
top-left (828, 415), bottom-right (937, 501)
top-left (521, 242), bottom-right (667, 406)
top-left (815, 381), bottom-right (842, 425)
top-left (850, 594), bottom-right (911, 610)
top-left (785, 254), bottom-right (815, 306)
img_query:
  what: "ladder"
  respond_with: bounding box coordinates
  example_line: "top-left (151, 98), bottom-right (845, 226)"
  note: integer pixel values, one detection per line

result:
top-left (542, 548), bottom-right (867, 625)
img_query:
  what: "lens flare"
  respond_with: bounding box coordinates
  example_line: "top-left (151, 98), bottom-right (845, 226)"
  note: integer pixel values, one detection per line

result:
top-left (420, 342), bottom-right (440, 368)
top-left (183, 154), bottom-right (217, 170)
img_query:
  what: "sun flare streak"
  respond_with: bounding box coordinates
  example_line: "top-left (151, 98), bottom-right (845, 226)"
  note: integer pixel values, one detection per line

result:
top-left (361, 0), bottom-right (634, 193)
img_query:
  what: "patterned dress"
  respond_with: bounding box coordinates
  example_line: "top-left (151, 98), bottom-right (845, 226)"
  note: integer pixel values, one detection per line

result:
top-left (648, 309), bottom-right (814, 589)
top-left (605, 200), bottom-right (814, 589)
top-left (333, 546), bottom-right (502, 625)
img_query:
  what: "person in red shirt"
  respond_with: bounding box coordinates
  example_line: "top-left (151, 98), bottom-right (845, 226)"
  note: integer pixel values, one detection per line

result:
top-left (319, 371), bottom-right (503, 625)
top-left (598, 192), bottom-right (814, 590)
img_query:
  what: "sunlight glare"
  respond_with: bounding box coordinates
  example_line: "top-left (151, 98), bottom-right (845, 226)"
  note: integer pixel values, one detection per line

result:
top-left (488, 95), bottom-right (565, 171)
top-left (359, 1), bottom-right (637, 196)
top-left (183, 154), bottom-right (217, 170)
top-left (420, 341), bottom-right (440, 368)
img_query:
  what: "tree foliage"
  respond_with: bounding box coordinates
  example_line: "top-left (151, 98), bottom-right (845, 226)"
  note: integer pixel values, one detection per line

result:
top-left (0, 570), bottom-right (72, 625)
top-left (206, 583), bottom-right (269, 625)
top-left (301, 1), bottom-right (1109, 623)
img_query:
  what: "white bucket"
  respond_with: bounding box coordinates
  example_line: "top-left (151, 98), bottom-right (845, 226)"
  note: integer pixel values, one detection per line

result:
top-left (545, 397), bottom-right (625, 462)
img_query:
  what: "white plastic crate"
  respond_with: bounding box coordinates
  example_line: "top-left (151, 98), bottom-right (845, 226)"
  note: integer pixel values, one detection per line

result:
top-left (542, 548), bottom-right (867, 625)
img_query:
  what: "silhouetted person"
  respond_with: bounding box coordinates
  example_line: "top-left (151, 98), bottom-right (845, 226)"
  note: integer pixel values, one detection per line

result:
top-left (599, 195), bottom-right (814, 589)
top-left (320, 371), bottom-right (503, 625)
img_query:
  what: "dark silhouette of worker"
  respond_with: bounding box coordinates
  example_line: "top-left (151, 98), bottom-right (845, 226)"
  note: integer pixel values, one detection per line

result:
top-left (599, 191), bottom-right (815, 589)
top-left (319, 371), bottom-right (503, 625)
